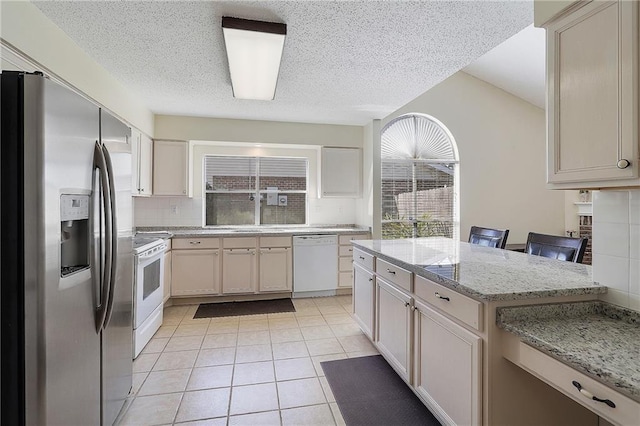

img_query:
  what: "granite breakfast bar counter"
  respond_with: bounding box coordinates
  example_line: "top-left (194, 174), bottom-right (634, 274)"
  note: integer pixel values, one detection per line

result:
top-left (351, 237), bottom-right (605, 302)
top-left (349, 237), bottom-right (610, 426)
top-left (496, 302), bottom-right (640, 426)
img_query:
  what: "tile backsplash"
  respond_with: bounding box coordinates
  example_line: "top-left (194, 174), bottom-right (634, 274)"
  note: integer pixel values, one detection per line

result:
top-left (592, 190), bottom-right (640, 312)
top-left (134, 196), bottom-right (202, 227)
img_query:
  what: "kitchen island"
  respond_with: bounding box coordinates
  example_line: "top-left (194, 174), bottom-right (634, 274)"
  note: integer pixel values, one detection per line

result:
top-left (350, 237), bottom-right (608, 426)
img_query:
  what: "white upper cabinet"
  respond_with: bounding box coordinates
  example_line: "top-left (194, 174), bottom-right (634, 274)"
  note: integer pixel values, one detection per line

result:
top-left (153, 140), bottom-right (188, 196)
top-left (131, 128), bottom-right (153, 196)
top-left (546, 0), bottom-right (639, 189)
top-left (321, 147), bottom-right (362, 197)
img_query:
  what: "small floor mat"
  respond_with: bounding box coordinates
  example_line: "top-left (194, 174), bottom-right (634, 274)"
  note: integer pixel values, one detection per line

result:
top-left (193, 298), bottom-right (296, 318)
top-left (321, 355), bottom-right (441, 426)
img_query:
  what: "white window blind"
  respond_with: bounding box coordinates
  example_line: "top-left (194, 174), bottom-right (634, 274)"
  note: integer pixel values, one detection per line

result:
top-left (259, 157), bottom-right (307, 178)
top-left (204, 155), bottom-right (308, 226)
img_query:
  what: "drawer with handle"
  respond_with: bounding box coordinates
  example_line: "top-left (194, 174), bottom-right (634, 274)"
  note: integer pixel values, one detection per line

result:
top-left (260, 236), bottom-right (291, 248)
top-left (172, 237), bottom-right (220, 250)
top-left (339, 233), bottom-right (370, 245)
top-left (414, 275), bottom-right (482, 331)
top-left (353, 248), bottom-right (374, 271)
top-left (338, 271), bottom-right (353, 287)
top-left (339, 245), bottom-right (354, 256)
top-left (223, 237), bottom-right (258, 249)
top-left (503, 336), bottom-right (639, 426)
top-left (339, 257), bottom-right (353, 272)
top-left (375, 258), bottom-right (411, 292)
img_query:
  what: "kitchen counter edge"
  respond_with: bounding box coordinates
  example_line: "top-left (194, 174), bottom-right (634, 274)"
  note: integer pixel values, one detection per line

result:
top-left (351, 241), bottom-right (606, 302)
top-left (136, 226), bottom-right (370, 239)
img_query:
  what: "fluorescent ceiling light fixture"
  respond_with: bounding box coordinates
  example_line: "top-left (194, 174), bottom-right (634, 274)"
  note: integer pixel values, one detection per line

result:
top-left (222, 17), bottom-right (287, 101)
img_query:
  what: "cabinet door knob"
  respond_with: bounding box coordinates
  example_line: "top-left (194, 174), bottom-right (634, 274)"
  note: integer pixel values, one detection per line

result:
top-left (368, 277), bottom-right (373, 282)
top-left (386, 269), bottom-right (396, 275)
top-left (617, 159), bottom-right (631, 169)
top-left (404, 302), bottom-right (410, 307)
top-left (359, 256), bottom-right (365, 260)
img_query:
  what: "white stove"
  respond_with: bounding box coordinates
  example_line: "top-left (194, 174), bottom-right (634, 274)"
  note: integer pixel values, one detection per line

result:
top-left (133, 236), bottom-right (165, 254)
top-left (132, 236), bottom-right (166, 358)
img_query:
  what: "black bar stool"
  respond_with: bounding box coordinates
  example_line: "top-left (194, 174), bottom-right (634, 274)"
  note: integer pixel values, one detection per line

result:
top-left (525, 232), bottom-right (588, 263)
top-left (468, 226), bottom-right (509, 249)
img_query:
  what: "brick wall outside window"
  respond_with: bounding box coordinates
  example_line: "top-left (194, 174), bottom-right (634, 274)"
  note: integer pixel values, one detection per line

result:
top-left (205, 175), bottom-right (306, 225)
top-left (579, 215), bottom-right (592, 265)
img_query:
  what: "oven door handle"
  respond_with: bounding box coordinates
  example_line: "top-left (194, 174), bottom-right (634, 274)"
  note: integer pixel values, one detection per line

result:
top-left (101, 143), bottom-right (118, 329)
top-left (93, 142), bottom-right (112, 333)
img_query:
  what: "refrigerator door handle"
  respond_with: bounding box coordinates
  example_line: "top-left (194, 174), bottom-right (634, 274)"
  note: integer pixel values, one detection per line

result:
top-left (101, 143), bottom-right (118, 329)
top-left (94, 141), bottom-right (113, 332)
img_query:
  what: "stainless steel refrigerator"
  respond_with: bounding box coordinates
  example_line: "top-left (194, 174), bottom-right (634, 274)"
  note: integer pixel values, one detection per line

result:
top-left (1, 71), bottom-right (133, 425)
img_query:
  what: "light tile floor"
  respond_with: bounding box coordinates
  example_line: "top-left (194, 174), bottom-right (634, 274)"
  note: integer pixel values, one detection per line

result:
top-left (118, 295), bottom-right (379, 426)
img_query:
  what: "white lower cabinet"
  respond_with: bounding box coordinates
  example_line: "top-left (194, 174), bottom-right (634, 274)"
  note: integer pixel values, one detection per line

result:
top-left (337, 233), bottom-right (370, 288)
top-left (171, 249), bottom-right (220, 296)
top-left (376, 277), bottom-right (413, 383)
top-left (413, 299), bottom-right (482, 426)
top-left (259, 247), bottom-right (291, 292)
top-left (222, 249), bottom-right (256, 294)
top-left (353, 263), bottom-right (375, 339)
top-left (366, 252), bottom-right (483, 426)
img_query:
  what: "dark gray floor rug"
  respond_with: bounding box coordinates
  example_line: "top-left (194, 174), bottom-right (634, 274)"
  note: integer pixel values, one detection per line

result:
top-left (193, 298), bottom-right (295, 318)
top-left (321, 355), bottom-right (441, 426)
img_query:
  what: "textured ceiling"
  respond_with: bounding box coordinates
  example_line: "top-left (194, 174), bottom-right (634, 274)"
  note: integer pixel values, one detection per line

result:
top-left (33, 1), bottom-right (533, 125)
top-left (464, 24), bottom-right (545, 108)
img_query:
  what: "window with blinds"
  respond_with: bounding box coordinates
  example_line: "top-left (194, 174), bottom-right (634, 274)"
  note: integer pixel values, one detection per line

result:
top-left (381, 160), bottom-right (455, 238)
top-left (204, 156), bottom-right (308, 226)
top-left (381, 113), bottom-right (459, 239)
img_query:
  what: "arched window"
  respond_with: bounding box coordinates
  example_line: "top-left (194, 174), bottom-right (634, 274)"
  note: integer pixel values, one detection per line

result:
top-left (381, 113), bottom-right (459, 239)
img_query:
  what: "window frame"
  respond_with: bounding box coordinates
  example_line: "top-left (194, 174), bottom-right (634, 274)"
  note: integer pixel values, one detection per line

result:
top-left (203, 155), bottom-right (309, 227)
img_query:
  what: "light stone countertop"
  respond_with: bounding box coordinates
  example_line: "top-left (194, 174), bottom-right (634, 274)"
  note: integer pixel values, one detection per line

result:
top-left (135, 225), bottom-right (370, 239)
top-left (352, 237), bottom-right (606, 302)
top-left (496, 301), bottom-right (640, 402)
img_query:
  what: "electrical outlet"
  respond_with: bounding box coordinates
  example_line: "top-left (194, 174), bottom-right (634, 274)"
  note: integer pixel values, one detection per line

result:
top-left (170, 205), bottom-right (178, 215)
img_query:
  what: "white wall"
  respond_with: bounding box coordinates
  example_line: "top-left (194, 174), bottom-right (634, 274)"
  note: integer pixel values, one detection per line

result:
top-left (592, 190), bottom-right (640, 312)
top-left (135, 141), bottom-right (360, 227)
top-left (356, 121), bottom-right (377, 231)
top-left (381, 71), bottom-right (566, 244)
top-left (136, 115), bottom-right (364, 228)
top-left (564, 191), bottom-right (579, 236)
top-left (155, 115), bottom-right (363, 148)
top-left (0, 1), bottom-right (154, 135)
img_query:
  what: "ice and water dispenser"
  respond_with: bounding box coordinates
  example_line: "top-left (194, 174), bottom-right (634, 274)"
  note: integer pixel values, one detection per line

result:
top-left (60, 194), bottom-right (90, 277)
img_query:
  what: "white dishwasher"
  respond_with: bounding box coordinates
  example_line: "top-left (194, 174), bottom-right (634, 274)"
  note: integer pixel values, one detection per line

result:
top-left (292, 235), bottom-right (338, 298)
